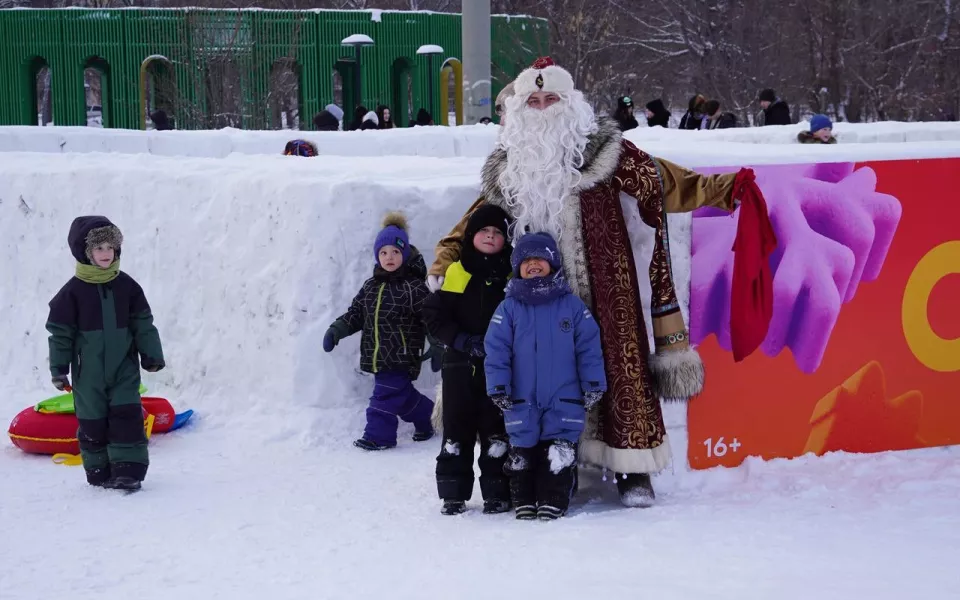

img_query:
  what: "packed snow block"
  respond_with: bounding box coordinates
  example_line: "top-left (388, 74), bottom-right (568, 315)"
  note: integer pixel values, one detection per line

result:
top-left (0, 152), bottom-right (479, 444)
top-left (147, 130), bottom-right (234, 158)
top-left (6, 122), bottom-right (960, 161)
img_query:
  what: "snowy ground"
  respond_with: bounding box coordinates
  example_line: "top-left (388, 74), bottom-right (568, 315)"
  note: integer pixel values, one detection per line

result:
top-left (2, 129), bottom-right (959, 599)
top-left (4, 430), bottom-right (958, 599)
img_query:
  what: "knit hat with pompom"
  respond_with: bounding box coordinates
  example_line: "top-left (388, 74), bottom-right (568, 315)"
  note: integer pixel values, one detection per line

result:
top-left (373, 211), bottom-right (411, 263)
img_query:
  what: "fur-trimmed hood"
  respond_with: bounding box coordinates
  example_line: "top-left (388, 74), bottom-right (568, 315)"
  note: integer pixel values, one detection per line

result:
top-left (480, 116), bottom-right (624, 208)
top-left (68, 215), bottom-right (123, 264)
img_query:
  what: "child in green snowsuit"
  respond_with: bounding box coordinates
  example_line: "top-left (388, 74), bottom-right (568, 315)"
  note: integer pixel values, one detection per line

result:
top-left (46, 216), bottom-right (165, 491)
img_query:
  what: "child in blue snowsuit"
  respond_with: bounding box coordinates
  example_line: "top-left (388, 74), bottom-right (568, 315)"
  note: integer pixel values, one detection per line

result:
top-left (484, 232), bottom-right (606, 520)
top-left (323, 212), bottom-right (435, 451)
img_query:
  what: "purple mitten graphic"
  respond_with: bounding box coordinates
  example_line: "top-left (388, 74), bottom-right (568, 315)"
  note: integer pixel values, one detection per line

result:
top-left (691, 164), bottom-right (902, 373)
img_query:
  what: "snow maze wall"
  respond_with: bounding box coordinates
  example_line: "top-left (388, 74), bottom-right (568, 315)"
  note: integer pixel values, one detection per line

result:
top-left (3, 124), bottom-right (960, 459)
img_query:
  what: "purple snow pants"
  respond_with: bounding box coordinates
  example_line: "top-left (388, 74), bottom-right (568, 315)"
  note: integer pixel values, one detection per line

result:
top-left (364, 371), bottom-right (434, 446)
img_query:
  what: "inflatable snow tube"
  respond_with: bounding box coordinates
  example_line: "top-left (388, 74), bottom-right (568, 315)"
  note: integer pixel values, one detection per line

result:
top-left (7, 407), bottom-right (82, 455)
top-left (8, 404), bottom-right (163, 456)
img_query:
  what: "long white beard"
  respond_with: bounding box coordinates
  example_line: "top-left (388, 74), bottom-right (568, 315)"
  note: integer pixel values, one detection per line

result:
top-left (497, 92), bottom-right (598, 241)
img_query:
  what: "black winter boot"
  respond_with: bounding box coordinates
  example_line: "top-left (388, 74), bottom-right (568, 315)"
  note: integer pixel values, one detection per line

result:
top-left (85, 467), bottom-right (111, 487)
top-left (413, 428), bottom-right (434, 442)
top-left (504, 446), bottom-right (537, 519)
top-left (617, 473), bottom-right (656, 508)
top-left (102, 476), bottom-right (142, 492)
top-left (354, 438), bottom-right (396, 451)
top-left (482, 499), bottom-right (512, 514)
top-left (536, 440), bottom-right (577, 515)
top-left (441, 500), bottom-right (466, 516)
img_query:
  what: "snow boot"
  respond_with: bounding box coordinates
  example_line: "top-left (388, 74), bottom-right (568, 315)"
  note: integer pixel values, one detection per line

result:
top-left (85, 467), bottom-right (110, 487)
top-left (413, 428), bottom-right (434, 442)
top-left (504, 446), bottom-right (537, 509)
top-left (441, 500), bottom-right (466, 516)
top-left (102, 476), bottom-right (142, 492)
top-left (482, 499), bottom-right (512, 514)
top-left (514, 505), bottom-right (537, 520)
top-left (617, 473), bottom-right (656, 508)
top-left (536, 440), bottom-right (576, 515)
top-left (353, 438), bottom-right (396, 451)
top-left (537, 505), bottom-right (564, 521)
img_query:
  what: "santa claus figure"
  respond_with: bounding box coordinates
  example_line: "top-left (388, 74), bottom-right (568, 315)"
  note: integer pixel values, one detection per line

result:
top-left (428, 57), bottom-right (774, 507)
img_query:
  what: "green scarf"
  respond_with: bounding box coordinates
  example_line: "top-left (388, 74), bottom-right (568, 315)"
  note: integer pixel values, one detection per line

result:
top-left (76, 260), bottom-right (120, 284)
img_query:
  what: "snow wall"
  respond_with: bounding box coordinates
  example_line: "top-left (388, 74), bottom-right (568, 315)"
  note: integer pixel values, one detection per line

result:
top-left (4, 120), bottom-right (960, 160)
top-left (2, 124), bottom-right (959, 468)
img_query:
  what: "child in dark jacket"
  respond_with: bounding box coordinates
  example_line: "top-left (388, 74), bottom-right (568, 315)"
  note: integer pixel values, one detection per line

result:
top-left (423, 205), bottom-right (514, 516)
top-left (323, 212), bottom-right (435, 451)
top-left (484, 232), bottom-right (606, 521)
top-left (797, 114), bottom-right (838, 144)
top-left (47, 216), bottom-right (165, 491)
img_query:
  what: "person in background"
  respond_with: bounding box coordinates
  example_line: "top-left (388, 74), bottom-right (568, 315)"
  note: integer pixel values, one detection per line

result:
top-left (283, 139), bottom-right (318, 156)
top-left (702, 100), bottom-right (738, 129)
top-left (679, 94), bottom-right (706, 130)
top-left (313, 110), bottom-right (340, 132)
top-left (797, 114), bottom-right (837, 144)
top-left (347, 105), bottom-right (369, 131)
top-left (758, 89), bottom-right (792, 126)
top-left (150, 110), bottom-right (172, 131)
top-left (377, 105), bottom-right (395, 129)
top-left (613, 96), bottom-right (639, 132)
top-left (479, 117), bottom-right (493, 125)
top-left (324, 104), bottom-right (344, 126)
top-left (414, 108), bottom-right (434, 126)
top-left (359, 110), bottom-right (379, 131)
top-left (644, 99), bottom-right (671, 128)
top-left (494, 80), bottom-right (516, 126)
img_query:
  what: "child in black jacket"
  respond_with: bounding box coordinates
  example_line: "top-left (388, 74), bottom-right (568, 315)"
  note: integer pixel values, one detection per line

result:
top-left (423, 205), bottom-right (513, 515)
top-left (323, 212), bottom-right (435, 451)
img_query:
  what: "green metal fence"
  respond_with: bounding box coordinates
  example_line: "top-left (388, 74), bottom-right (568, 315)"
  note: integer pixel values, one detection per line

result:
top-left (0, 8), bottom-right (549, 129)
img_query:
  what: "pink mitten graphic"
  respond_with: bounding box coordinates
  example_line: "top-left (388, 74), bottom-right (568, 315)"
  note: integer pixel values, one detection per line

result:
top-left (691, 164), bottom-right (902, 373)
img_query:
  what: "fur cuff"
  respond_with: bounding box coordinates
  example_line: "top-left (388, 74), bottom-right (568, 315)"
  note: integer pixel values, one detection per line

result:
top-left (430, 382), bottom-right (443, 433)
top-left (648, 347), bottom-right (705, 401)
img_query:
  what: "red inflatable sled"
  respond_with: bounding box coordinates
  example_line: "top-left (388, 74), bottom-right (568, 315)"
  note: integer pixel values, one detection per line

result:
top-left (8, 395), bottom-right (193, 458)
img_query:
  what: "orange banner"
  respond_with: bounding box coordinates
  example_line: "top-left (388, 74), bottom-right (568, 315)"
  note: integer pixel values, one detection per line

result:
top-left (688, 158), bottom-right (960, 469)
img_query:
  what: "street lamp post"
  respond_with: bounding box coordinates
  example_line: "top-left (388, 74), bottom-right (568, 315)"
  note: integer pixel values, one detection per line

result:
top-left (417, 44), bottom-right (444, 123)
top-left (341, 34), bottom-right (374, 115)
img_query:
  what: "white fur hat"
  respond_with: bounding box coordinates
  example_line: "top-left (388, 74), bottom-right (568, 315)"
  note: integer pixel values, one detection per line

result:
top-left (512, 57), bottom-right (575, 98)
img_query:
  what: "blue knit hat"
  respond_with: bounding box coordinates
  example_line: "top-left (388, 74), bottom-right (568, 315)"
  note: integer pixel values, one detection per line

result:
top-left (373, 212), bottom-right (411, 263)
top-left (511, 232), bottom-right (562, 276)
top-left (810, 114), bottom-right (833, 133)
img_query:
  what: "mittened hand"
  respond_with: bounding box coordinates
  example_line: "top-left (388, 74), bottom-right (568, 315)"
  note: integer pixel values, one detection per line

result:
top-left (144, 361), bottom-right (165, 373)
top-left (322, 327), bottom-right (340, 353)
top-left (421, 344), bottom-right (444, 372)
top-left (465, 336), bottom-right (486, 358)
top-left (52, 375), bottom-right (71, 392)
top-left (583, 390), bottom-right (604, 409)
top-left (427, 275), bottom-right (445, 293)
top-left (490, 394), bottom-right (512, 411)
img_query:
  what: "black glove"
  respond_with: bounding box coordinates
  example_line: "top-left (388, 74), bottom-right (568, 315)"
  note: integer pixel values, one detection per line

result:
top-left (143, 359), bottom-right (165, 373)
top-left (421, 344), bottom-right (444, 373)
top-left (454, 333), bottom-right (486, 358)
top-left (52, 374), bottom-right (71, 392)
top-left (323, 320), bottom-right (350, 353)
top-left (490, 393), bottom-right (512, 411)
top-left (583, 389), bottom-right (604, 409)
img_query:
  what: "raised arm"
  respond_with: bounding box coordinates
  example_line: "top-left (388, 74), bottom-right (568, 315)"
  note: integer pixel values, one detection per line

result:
top-left (614, 139), bottom-right (738, 214)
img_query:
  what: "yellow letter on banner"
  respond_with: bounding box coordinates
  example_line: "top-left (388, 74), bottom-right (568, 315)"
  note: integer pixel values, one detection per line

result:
top-left (902, 241), bottom-right (960, 372)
